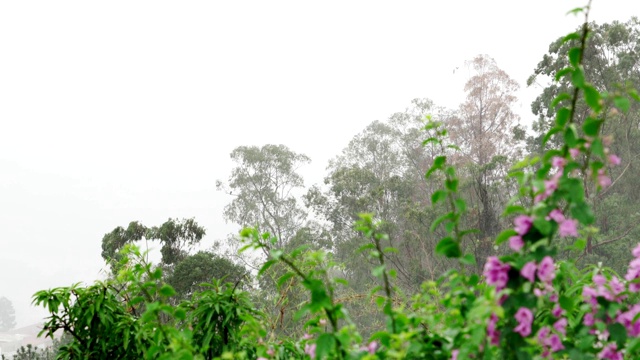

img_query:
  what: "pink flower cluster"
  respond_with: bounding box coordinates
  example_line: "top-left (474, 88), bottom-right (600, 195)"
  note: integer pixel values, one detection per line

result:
top-left (487, 313), bottom-right (500, 345)
top-left (547, 209), bottom-right (578, 238)
top-left (509, 215), bottom-right (533, 251)
top-left (599, 343), bottom-right (623, 360)
top-left (360, 341), bottom-right (378, 355)
top-left (534, 157), bottom-right (565, 203)
top-left (484, 257), bottom-right (511, 292)
top-left (578, 245), bottom-right (640, 359)
top-left (514, 307), bottom-right (533, 337)
top-left (537, 325), bottom-right (564, 357)
top-left (520, 256), bottom-right (556, 286)
top-left (582, 138), bottom-right (621, 189)
top-left (625, 244), bottom-right (640, 292)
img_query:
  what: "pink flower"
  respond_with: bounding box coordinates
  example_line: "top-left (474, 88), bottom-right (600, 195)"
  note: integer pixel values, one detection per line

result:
top-left (539, 327), bottom-right (564, 355)
top-left (514, 215), bottom-right (533, 235)
top-left (551, 156), bottom-right (567, 168)
top-left (487, 313), bottom-right (500, 345)
top-left (305, 343), bottom-right (316, 359)
top-left (537, 256), bottom-right (556, 284)
top-left (553, 318), bottom-right (567, 335)
top-left (451, 349), bottom-right (459, 360)
top-left (617, 304), bottom-right (640, 337)
top-left (509, 236), bottom-right (524, 251)
top-left (545, 334), bottom-right (564, 352)
top-left (484, 257), bottom-right (511, 292)
top-left (594, 274), bottom-right (607, 286)
top-left (267, 348), bottom-right (275, 356)
top-left (584, 312), bottom-right (595, 326)
top-left (583, 286), bottom-right (599, 306)
top-left (598, 343), bottom-right (623, 360)
top-left (626, 258), bottom-right (640, 292)
top-left (558, 218), bottom-right (578, 237)
top-left (258, 358), bottom-right (268, 360)
top-left (535, 171), bottom-right (562, 203)
top-left (547, 209), bottom-right (565, 223)
top-left (366, 341), bottom-right (378, 354)
top-left (537, 327), bottom-right (550, 343)
top-left (514, 307), bottom-right (534, 337)
top-left (521, 261), bottom-right (537, 283)
top-left (303, 333), bottom-right (313, 340)
top-left (598, 169), bottom-right (612, 188)
top-left (552, 305), bottom-right (564, 317)
top-left (609, 154), bottom-right (621, 166)
top-left (609, 276), bottom-right (625, 298)
top-left (569, 148), bottom-right (580, 158)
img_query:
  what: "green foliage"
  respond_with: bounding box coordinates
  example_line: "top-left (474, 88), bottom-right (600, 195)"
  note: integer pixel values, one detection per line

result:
top-left (10, 344), bottom-right (56, 360)
top-left (101, 218), bottom-right (206, 272)
top-left (167, 251), bottom-right (247, 299)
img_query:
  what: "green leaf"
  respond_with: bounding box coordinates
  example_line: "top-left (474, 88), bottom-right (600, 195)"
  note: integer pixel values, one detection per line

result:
top-left (444, 166), bottom-right (456, 177)
top-left (422, 137), bottom-right (440, 146)
top-left (159, 285), bottom-right (176, 297)
top-left (543, 126), bottom-right (563, 145)
top-left (151, 268), bottom-right (163, 280)
top-left (358, 243), bottom-right (375, 253)
top-left (454, 198), bottom-right (466, 213)
top-left (270, 249), bottom-right (283, 260)
top-left (555, 67), bottom-right (573, 81)
top-left (434, 155), bottom-right (446, 168)
top-left (562, 32), bottom-right (581, 43)
top-left (591, 138), bottom-right (605, 158)
top-left (174, 308), bottom-right (186, 321)
top-left (571, 66), bottom-right (585, 87)
top-left (503, 205), bottom-right (526, 216)
top-left (571, 201), bottom-right (595, 225)
top-left (460, 254), bottom-right (476, 266)
top-left (569, 47), bottom-right (581, 67)
top-left (572, 238), bottom-right (587, 251)
top-left (372, 265), bottom-right (385, 277)
top-left (435, 237), bottom-right (461, 258)
top-left (445, 178), bottom-right (458, 192)
top-left (533, 218), bottom-right (552, 236)
top-left (555, 108), bottom-right (571, 127)
top-left (431, 212), bottom-right (453, 232)
top-left (582, 117), bottom-right (603, 137)
top-left (562, 178), bottom-right (585, 203)
top-left (316, 333), bottom-right (336, 360)
top-left (431, 190), bottom-right (448, 205)
top-left (583, 85), bottom-right (602, 112)
top-left (258, 259), bottom-right (277, 277)
top-left (551, 93), bottom-right (572, 108)
top-left (566, 7), bottom-right (585, 15)
top-left (608, 323), bottom-right (628, 348)
top-left (563, 125), bottom-right (579, 147)
top-left (614, 96), bottom-right (631, 113)
top-left (559, 295), bottom-right (574, 312)
top-left (277, 272), bottom-right (295, 289)
top-left (383, 247), bottom-right (398, 254)
top-left (495, 229), bottom-right (518, 245)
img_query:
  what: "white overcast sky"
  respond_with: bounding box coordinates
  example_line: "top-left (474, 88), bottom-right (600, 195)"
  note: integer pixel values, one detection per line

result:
top-left (1, 1), bottom-right (638, 327)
